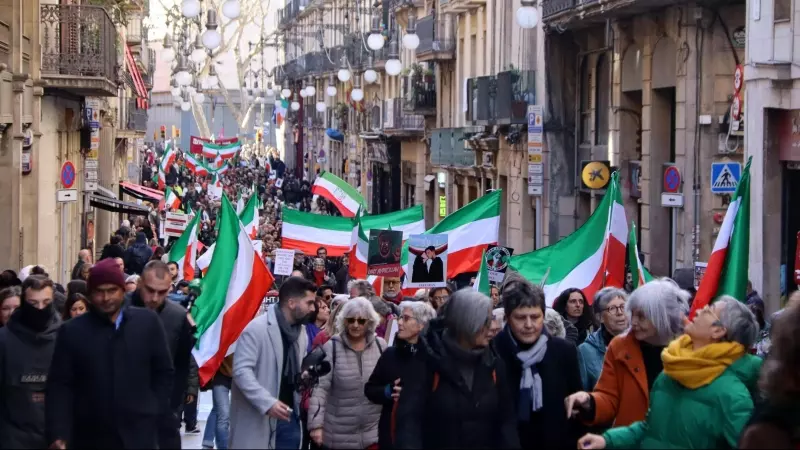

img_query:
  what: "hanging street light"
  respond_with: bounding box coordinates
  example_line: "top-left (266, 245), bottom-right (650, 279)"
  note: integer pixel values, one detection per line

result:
top-left (351, 74), bottom-right (364, 102)
top-left (385, 33), bottom-right (402, 76)
top-left (367, 14), bottom-right (385, 51)
top-left (202, 10), bottom-right (222, 49)
top-left (364, 54), bottom-right (378, 84)
top-left (515, 0), bottom-right (539, 29)
top-left (326, 74), bottom-right (338, 97)
top-left (174, 54), bottom-right (193, 86)
top-left (337, 55), bottom-right (351, 82)
top-left (222, 0), bottom-right (242, 20)
top-left (161, 33), bottom-right (176, 63)
top-left (206, 64), bottom-right (219, 87)
top-left (402, 12), bottom-right (420, 50)
top-left (181, 0), bottom-right (201, 18)
top-left (190, 34), bottom-right (207, 63)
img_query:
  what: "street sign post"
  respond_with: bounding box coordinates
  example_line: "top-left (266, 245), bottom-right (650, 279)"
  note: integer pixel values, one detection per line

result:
top-left (663, 165), bottom-right (681, 193)
top-left (60, 161), bottom-right (76, 189)
top-left (711, 162), bottom-right (741, 193)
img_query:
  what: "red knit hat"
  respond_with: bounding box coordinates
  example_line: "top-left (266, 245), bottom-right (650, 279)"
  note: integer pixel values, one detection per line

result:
top-left (87, 258), bottom-right (127, 293)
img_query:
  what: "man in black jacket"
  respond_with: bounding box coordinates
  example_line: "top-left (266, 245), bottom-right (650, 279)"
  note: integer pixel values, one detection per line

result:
top-left (123, 232), bottom-right (153, 275)
top-left (45, 258), bottom-right (174, 449)
top-left (126, 260), bottom-right (198, 449)
top-left (0, 275), bottom-right (61, 449)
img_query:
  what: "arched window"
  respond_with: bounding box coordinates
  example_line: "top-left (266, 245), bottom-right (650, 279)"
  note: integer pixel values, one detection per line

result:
top-left (595, 53), bottom-right (610, 146)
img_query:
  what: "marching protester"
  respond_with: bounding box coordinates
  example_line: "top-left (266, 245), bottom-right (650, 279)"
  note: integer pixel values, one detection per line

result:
top-left (578, 297), bottom-right (761, 449)
top-left (0, 286), bottom-right (21, 327)
top-left (553, 288), bottom-right (595, 345)
top-left (46, 258), bottom-right (174, 449)
top-left (578, 287), bottom-right (629, 390)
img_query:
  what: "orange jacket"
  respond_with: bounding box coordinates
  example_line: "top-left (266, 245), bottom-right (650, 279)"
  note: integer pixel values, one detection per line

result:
top-left (589, 332), bottom-right (651, 427)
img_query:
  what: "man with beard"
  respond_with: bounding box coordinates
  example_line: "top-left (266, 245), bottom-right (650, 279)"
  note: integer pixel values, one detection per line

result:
top-left (0, 275), bottom-right (61, 449)
top-left (368, 232), bottom-right (398, 266)
top-left (229, 276), bottom-right (316, 449)
top-left (382, 276), bottom-right (405, 308)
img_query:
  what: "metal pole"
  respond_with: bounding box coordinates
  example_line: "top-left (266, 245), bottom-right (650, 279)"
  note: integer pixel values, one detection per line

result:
top-left (60, 203), bottom-right (68, 284)
top-left (535, 196), bottom-right (543, 249)
top-left (670, 208), bottom-right (677, 275)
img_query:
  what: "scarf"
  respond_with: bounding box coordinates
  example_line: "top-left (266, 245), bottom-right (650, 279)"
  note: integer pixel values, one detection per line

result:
top-left (662, 334), bottom-right (745, 389)
top-left (313, 270), bottom-right (325, 287)
top-left (275, 308), bottom-right (302, 380)
top-left (515, 333), bottom-right (548, 420)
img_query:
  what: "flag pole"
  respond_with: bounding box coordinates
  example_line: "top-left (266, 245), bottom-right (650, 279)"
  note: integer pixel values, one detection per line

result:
top-left (539, 267), bottom-right (551, 288)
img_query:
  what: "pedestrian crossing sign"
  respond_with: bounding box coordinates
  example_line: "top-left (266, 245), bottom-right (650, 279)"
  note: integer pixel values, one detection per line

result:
top-left (710, 162), bottom-right (741, 193)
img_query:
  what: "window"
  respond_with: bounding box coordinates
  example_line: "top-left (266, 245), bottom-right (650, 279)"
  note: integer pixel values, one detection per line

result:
top-left (579, 57), bottom-right (591, 144)
top-left (775, 0), bottom-right (792, 21)
top-left (595, 53), bottom-right (610, 146)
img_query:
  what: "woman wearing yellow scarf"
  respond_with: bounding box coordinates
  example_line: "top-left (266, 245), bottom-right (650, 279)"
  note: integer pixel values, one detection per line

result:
top-left (579, 297), bottom-right (762, 449)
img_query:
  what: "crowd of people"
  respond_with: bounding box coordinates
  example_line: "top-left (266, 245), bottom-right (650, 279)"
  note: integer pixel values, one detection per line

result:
top-left (0, 143), bottom-right (798, 449)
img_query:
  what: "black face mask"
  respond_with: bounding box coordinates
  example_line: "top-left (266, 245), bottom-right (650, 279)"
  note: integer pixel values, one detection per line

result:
top-left (19, 300), bottom-right (54, 332)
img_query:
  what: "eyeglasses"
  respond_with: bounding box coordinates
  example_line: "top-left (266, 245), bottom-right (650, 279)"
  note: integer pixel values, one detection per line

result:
top-left (432, 295), bottom-right (448, 302)
top-left (399, 314), bottom-right (415, 323)
top-left (604, 305), bottom-right (626, 315)
top-left (346, 317), bottom-right (367, 325)
top-left (699, 305), bottom-right (721, 323)
top-left (323, 294), bottom-right (332, 300)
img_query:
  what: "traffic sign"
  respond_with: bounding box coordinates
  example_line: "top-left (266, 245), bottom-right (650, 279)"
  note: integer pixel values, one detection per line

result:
top-left (711, 162), bottom-right (741, 193)
top-left (57, 189), bottom-right (78, 203)
top-left (663, 165), bottom-right (681, 193)
top-left (60, 161), bottom-right (76, 188)
top-left (731, 94), bottom-right (742, 120)
top-left (733, 65), bottom-right (743, 94)
top-left (85, 181), bottom-right (98, 191)
top-left (581, 160), bottom-right (612, 190)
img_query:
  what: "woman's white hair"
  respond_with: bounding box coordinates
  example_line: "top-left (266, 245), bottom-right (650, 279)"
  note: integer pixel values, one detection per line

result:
top-left (413, 289), bottom-right (429, 300)
top-left (399, 301), bottom-right (437, 327)
top-left (544, 308), bottom-right (566, 338)
top-left (336, 296), bottom-right (382, 334)
top-left (627, 279), bottom-right (689, 345)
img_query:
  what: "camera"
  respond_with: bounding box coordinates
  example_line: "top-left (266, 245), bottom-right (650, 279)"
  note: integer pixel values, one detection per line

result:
top-left (295, 347), bottom-right (331, 391)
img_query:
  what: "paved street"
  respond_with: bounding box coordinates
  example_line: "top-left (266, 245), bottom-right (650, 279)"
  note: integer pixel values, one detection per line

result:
top-left (181, 391), bottom-right (213, 449)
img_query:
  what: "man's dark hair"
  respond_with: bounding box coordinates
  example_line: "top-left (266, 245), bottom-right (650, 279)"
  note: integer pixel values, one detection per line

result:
top-left (316, 285), bottom-right (333, 297)
top-left (166, 261), bottom-right (179, 269)
top-left (279, 276), bottom-right (317, 306)
top-left (30, 266), bottom-right (49, 278)
top-left (425, 246), bottom-right (436, 252)
top-left (176, 280), bottom-right (190, 290)
top-left (144, 260), bottom-right (172, 279)
top-left (316, 246), bottom-right (327, 255)
top-left (500, 271), bottom-right (545, 317)
top-left (22, 275), bottom-right (55, 296)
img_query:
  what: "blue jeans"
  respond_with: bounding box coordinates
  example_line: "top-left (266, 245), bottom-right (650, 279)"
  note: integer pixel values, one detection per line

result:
top-left (274, 410), bottom-right (301, 450)
top-left (201, 384), bottom-right (231, 449)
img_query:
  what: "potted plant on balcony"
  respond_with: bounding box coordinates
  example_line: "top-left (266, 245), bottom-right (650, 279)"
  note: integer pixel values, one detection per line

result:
top-left (423, 67), bottom-right (434, 85)
top-left (334, 102), bottom-right (349, 127)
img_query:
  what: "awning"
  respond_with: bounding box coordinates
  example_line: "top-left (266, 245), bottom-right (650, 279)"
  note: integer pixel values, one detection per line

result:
top-left (90, 194), bottom-right (150, 215)
top-left (120, 181), bottom-right (164, 202)
top-left (123, 41), bottom-right (148, 106)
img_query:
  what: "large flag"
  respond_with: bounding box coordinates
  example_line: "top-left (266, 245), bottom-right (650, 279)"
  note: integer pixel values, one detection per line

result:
top-left (349, 205), bottom-right (426, 279)
top-left (164, 187), bottom-right (181, 211)
top-left (197, 193), bottom-right (261, 274)
top-left (184, 153), bottom-right (209, 176)
top-left (628, 222), bottom-right (654, 290)
top-left (689, 158), bottom-right (751, 318)
top-left (167, 213), bottom-right (200, 281)
top-left (312, 171), bottom-right (368, 218)
top-left (192, 196), bottom-right (273, 385)
top-left (473, 249), bottom-right (491, 296)
top-left (208, 173), bottom-right (223, 200)
top-left (401, 190), bottom-right (502, 278)
top-left (509, 173), bottom-right (628, 305)
top-left (156, 141), bottom-right (177, 190)
top-left (281, 209), bottom-right (354, 257)
top-left (202, 141), bottom-right (241, 160)
top-left (236, 192), bottom-right (245, 215)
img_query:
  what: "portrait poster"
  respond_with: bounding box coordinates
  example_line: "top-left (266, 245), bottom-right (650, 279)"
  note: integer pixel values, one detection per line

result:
top-left (367, 229), bottom-right (403, 277)
top-left (694, 262), bottom-right (708, 290)
top-left (485, 245), bottom-right (514, 284)
top-left (407, 234), bottom-right (448, 288)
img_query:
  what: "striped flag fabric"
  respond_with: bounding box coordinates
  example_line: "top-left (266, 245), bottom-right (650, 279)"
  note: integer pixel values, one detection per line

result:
top-left (236, 192), bottom-right (245, 215)
top-left (349, 205), bottom-right (426, 279)
top-left (628, 222), bottom-right (654, 290)
top-left (167, 213), bottom-right (200, 281)
top-left (208, 173), bottom-right (223, 200)
top-left (197, 193), bottom-right (261, 275)
top-left (164, 187), bottom-right (181, 211)
top-left (192, 195), bottom-right (273, 385)
top-left (401, 190), bottom-right (502, 278)
top-left (312, 171), bottom-right (368, 217)
top-left (689, 157), bottom-right (751, 318)
top-left (281, 208), bottom-right (354, 257)
top-left (509, 172), bottom-right (628, 305)
top-left (184, 153), bottom-right (209, 176)
top-left (202, 141), bottom-right (241, 160)
top-left (473, 249), bottom-right (491, 296)
top-left (156, 141), bottom-right (177, 189)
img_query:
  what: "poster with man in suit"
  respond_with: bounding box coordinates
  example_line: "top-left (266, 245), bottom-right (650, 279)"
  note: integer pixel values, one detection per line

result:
top-left (407, 234), bottom-right (448, 288)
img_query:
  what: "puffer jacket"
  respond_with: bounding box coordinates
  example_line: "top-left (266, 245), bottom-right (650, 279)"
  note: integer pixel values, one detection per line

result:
top-left (577, 327), bottom-right (607, 390)
top-left (309, 332), bottom-right (386, 449)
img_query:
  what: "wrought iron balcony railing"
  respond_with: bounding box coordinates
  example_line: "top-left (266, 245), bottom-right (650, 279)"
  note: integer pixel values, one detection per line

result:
top-left (383, 98), bottom-right (425, 131)
top-left (415, 15), bottom-right (456, 59)
top-left (126, 99), bottom-right (148, 132)
top-left (466, 76), bottom-right (495, 125)
top-left (405, 82), bottom-right (436, 115)
top-left (542, 0), bottom-right (576, 19)
top-left (495, 69), bottom-right (536, 124)
top-left (40, 4), bottom-right (118, 95)
top-left (126, 16), bottom-right (144, 44)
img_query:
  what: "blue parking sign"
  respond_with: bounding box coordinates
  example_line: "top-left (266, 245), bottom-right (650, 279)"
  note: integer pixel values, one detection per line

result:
top-left (710, 162), bottom-right (741, 194)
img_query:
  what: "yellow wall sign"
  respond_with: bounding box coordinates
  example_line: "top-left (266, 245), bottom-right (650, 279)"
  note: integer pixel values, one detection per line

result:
top-left (581, 160), bottom-right (612, 190)
top-left (439, 195), bottom-right (447, 217)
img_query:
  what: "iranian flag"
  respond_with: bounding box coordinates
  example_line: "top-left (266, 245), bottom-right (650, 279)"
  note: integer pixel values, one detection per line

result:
top-left (473, 249), bottom-right (491, 296)
top-left (312, 171), bottom-right (368, 217)
top-left (401, 190), bottom-right (502, 278)
top-left (164, 187), bottom-right (181, 211)
top-left (349, 205), bottom-right (426, 279)
top-left (208, 173), bottom-right (223, 200)
top-left (628, 222), bottom-right (654, 289)
top-left (689, 158), bottom-right (751, 318)
top-left (197, 194), bottom-right (261, 274)
top-left (167, 213), bottom-right (200, 281)
top-left (192, 195), bottom-right (273, 385)
top-left (202, 141), bottom-right (241, 160)
top-left (156, 142), bottom-right (177, 189)
top-left (509, 173), bottom-right (628, 305)
top-left (281, 208), bottom-right (353, 257)
top-left (185, 154), bottom-right (209, 176)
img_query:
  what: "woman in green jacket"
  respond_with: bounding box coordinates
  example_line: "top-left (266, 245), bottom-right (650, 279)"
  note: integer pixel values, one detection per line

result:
top-left (578, 296), bottom-right (762, 449)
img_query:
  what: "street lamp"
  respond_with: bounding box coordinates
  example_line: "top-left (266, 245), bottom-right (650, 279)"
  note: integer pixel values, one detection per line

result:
top-left (351, 75), bottom-right (364, 102)
top-left (181, 0), bottom-right (201, 18)
top-left (174, 55), bottom-right (193, 86)
top-left (316, 97), bottom-right (327, 112)
top-left (367, 15), bottom-right (385, 51)
top-left (190, 35), bottom-right (207, 63)
top-left (402, 13), bottom-right (420, 50)
top-left (206, 64), bottom-right (219, 87)
top-left (515, 0), bottom-right (539, 28)
top-left (364, 55), bottom-right (378, 84)
top-left (337, 56), bottom-right (351, 82)
top-left (222, 0), bottom-right (241, 20)
top-left (305, 77), bottom-right (316, 97)
top-left (291, 93), bottom-right (301, 111)
top-left (385, 36), bottom-right (402, 76)
top-left (326, 74), bottom-right (337, 97)
top-left (202, 10), bottom-right (222, 50)
top-left (161, 34), bottom-right (176, 62)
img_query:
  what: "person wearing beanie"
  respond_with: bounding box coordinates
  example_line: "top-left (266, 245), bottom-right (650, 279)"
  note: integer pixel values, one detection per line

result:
top-left (0, 275), bottom-right (61, 449)
top-left (45, 258), bottom-right (174, 449)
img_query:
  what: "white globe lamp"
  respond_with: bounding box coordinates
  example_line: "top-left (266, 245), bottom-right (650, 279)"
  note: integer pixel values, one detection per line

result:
top-left (367, 33), bottom-right (385, 51)
top-left (337, 68), bottom-right (351, 82)
top-left (162, 47), bottom-right (176, 63)
top-left (363, 69), bottom-right (378, 84)
top-left (316, 101), bottom-right (327, 112)
top-left (266, 88), bottom-right (275, 96)
top-left (170, 86), bottom-right (181, 96)
top-left (305, 85), bottom-right (316, 97)
top-left (515, 5), bottom-right (539, 29)
top-left (180, 101), bottom-right (191, 111)
top-left (291, 101), bottom-right (300, 111)
top-left (402, 33), bottom-right (420, 50)
top-left (186, 85), bottom-right (197, 95)
top-left (175, 70), bottom-right (193, 86)
top-left (351, 88), bottom-right (364, 102)
top-left (326, 85), bottom-right (337, 97)
top-left (191, 47), bottom-right (207, 64)
top-left (202, 28), bottom-right (222, 50)
top-left (385, 59), bottom-right (402, 76)
top-left (181, 0), bottom-right (201, 18)
top-left (281, 88), bottom-right (291, 98)
top-left (194, 92), bottom-right (206, 103)
top-left (222, 0), bottom-right (241, 19)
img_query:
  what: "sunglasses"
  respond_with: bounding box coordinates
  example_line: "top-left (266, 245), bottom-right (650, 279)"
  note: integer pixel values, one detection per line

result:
top-left (346, 317), bottom-right (367, 325)
top-left (323, 294), bottom-right (332, 300)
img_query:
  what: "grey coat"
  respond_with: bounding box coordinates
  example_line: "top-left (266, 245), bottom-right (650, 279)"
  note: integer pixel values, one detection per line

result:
top-left (309, 333), bottom-right (386, 449)
top-left (228, 305), bottom-right (308, 449)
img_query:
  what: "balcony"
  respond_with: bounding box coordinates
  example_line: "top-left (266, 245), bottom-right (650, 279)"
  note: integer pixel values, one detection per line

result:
top-left (430, 128), bottom-right (474, 167)
top-left (126, 16), bottom-right (144, 45)
top-left (495, 69), bottom-right (536, 125)
top-left (125, 99), bottom-right (148, 132)
top-left (542, 0), bottom-right (674, 24)
top-left (415, 15), bottom-right (455, 62)
top-left (404, 82), bottom-right (436, 116)
top-left (466, 76), bottom-right (495, 126)
top-left (40, 4), bottom-right (118, 97)
top-left (278, 0), bottom-right (313, 28)
top-left (383, 98), bottom-right (425, 136)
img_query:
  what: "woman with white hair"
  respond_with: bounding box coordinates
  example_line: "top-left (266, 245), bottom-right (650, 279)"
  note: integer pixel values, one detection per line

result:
top-left (394, 289), bottom-right (519, 448)
top-left (309, 297), bottom-right (386, 449)
top-left (578, 287), bottom-right (629, 390)
top-left (566, 280), bottom-right (689, 429)
top-left (579, 296), bottom-right (762, 449)
top-left (365, 301), bottom-right (436, 449)
top-left (543, 308), bottom-right (566, 338)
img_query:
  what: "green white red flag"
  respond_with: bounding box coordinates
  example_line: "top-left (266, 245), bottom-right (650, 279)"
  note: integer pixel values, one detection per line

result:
top-left (164, 187), bottom-right (181, 211)
top-left (197, 193), bottom-right (260, 274)
top-left (473, 249), bottom-right (491, 296)
top-left (628, 222), bottom-right (654, 290)
top-left (192, 195), bottom-right (273, 385)
top-left (349, 205), bottom-right (426, 279)
top-left (167, 213), bottom-right (200, 281)
top-left (281, 209), bottom-right (354, 257)
top-left (312, 171), bottom-right (368, 217)
top-left (510, 172), bottom-right (628, 305)
top-left (689, 158), bottom-right (751, 318)
top-left (201, 141), bottom-right (240, 160)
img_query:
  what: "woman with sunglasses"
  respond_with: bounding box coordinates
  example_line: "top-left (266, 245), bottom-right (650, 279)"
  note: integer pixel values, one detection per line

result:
top-left (579, 296), bottom-right (761, 449)
top-left (309, 297), bottom-right (386, 449)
